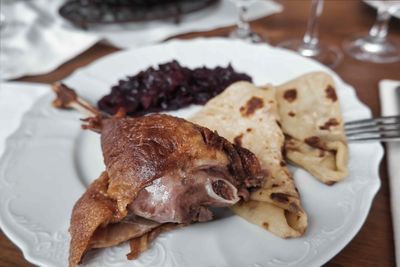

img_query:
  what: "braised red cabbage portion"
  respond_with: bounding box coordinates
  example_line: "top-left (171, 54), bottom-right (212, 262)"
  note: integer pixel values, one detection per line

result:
top-left (98, 60), bottom-right (252, 116)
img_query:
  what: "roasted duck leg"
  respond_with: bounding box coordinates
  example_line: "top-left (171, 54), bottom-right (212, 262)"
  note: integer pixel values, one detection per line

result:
top-left (52, 83), bottom-right (266, 267)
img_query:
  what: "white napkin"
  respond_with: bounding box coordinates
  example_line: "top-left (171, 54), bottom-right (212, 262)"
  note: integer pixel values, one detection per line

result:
top-left (0, 82), bottom-right (49, 155)
top-left (0, 1), bottom-right (99, 81)
top-left (379, 79), bottom-right (400, 266)
top-left (0, 0), bottom-right (282, 80)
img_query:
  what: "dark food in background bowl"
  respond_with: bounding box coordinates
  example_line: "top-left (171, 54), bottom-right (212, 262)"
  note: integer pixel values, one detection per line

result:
top-left (59, 0), bottom-right (218, 28)
top-left (98, 60), bottom-right (252, 116)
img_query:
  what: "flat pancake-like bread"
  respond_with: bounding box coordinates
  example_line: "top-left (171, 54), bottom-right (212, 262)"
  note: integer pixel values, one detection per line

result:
top-left (275, 72), bottom-right (348, 185)
top-left (232, 201), bottom-right (305, 238)
top-left (191, 81), bottom-right (307, 238)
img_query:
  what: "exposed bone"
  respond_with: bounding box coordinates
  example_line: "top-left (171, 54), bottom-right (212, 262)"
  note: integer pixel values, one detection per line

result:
top-left (52, 82), bottom-right (111, 132)
top-left (52, 82), bottom-right (107, 118)
top-left (205, 178), bottom-right (240, 205)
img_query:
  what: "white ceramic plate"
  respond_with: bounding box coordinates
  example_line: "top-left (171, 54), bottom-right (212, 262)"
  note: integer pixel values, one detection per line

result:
top-left (0, 38), bottom-right (383, 267)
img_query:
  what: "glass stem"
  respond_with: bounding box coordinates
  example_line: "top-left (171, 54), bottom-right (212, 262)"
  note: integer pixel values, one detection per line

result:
top-left (0, 12), bottom-right (5, 29)
top-left (302, 0), bottom-right (324, 48)
top-left (236, 4), bottom-right (249, 32)
top-left (368, 7), bottom-right (391, 42)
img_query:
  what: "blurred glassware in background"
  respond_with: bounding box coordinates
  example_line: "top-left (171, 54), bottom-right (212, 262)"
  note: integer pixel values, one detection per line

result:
top-left (0, 13), bottom-right (5, 29)
top-left (229, 0), bottom-right (264, 43)
top-left (276, 0), bottom-right (342, 68)
top-left (343, 0), bottom-right (400, 63)
top-left (0, 0), bottom-right (6, 30)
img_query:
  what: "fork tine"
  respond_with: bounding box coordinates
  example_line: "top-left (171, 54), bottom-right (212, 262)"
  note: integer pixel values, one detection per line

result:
top-left (345, 123), bottom-right (400, 134)
top-left (347, 130), bottom-right (400, 142)
top-left (344, 115), bottom-right (400, 142)
top-left (347, 135), bottom-right (400, 142)
top-left (344, 115), bottom-right (400, 129)
top-left (345, 115), bottom-right (400, 125)
top-left (347, 128), bottom-right (400, 137)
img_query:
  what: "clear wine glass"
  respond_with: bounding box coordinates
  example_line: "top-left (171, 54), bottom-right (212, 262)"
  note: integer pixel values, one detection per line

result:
top-left (276, 0), bottom-right (342, 68)
top-left (342, 0), bottom-right (400, 63)
top-left (0, 13), bottom-right (5, 28)
top-left (0, 0), bottom-right (6, 30)
top-left (229, 0), bottom-right (264, 43)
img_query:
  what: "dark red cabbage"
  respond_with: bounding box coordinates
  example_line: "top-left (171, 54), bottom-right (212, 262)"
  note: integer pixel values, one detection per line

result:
top-left (98, 60), bottom-right (252, 116)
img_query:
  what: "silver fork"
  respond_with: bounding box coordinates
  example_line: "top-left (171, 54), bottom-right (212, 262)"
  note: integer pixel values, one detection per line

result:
top-left (345, 115), bottom-right (400, 142)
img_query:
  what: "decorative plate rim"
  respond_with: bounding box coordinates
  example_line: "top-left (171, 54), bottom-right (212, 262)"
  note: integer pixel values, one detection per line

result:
top-left (0, 38), bottom-right (383, 267)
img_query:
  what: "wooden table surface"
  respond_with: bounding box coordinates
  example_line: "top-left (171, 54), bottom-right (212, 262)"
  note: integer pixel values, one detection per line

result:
top-left (1, 1), bottom-right (399, 266)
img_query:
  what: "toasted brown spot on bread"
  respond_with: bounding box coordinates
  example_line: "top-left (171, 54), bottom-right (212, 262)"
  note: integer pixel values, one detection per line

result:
top-left (288, 111), bottom-right (296, 117)
top-left (325, 180), bottom-right (337, 186)
top-left (280, 161), bottom-right (286, 167)
top-left (304, 136), bottom-right (321, 148)
top-left (240, 97), bottom-right (264, 116)
top-left (270, 193), bottom-right (290, 203)
top-left (262, 222), bottom-right (269, 229)
top-left (326, 85), bottom-right (337, 102)
top-left (233, 134), bottom-right (244, 146)
top-left (283, 89), bottom-right (297, 102)
top-left (272, 183), bottom-right (279, 188)
top-left (246, 128), bottom-right (252, 132)
top-left (247, 201), bottom-right (259, 210)
top-left (319, 118), bottom-right (339, 130)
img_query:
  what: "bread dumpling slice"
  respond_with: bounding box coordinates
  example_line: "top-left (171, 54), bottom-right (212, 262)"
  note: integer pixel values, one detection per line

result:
top-left (275, 72), bottom-right (348, 185)
top-left (191, 81), bottom-right (307, 238)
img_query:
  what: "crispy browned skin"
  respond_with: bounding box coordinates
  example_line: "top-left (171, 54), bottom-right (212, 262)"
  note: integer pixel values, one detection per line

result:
top-left (69, 114), bottom-right (264, 267)
top-left (69, 172), bottom-right (161, 267)
top-left (69, 172), bottom-right (121, 266)
top-left (52, 83), bottom-right (265, 266)
top-left (127, 223), bottom-right (182, 260)
top-left (101, 114), bottom-right (263, 214)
